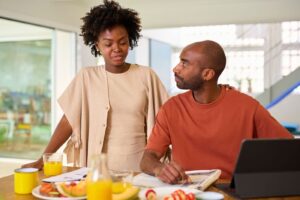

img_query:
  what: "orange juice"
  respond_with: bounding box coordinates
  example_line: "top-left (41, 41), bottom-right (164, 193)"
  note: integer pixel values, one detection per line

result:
top-left (112, 182), bottom-right (131, 194)
top-left (44, 161), bottom-right (62, 176)
top-left (87, 179), bottom-right (112, 200)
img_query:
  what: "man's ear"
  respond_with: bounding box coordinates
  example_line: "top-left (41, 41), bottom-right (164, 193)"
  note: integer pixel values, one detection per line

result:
top-left (202, 68), bottom-right (215, 81)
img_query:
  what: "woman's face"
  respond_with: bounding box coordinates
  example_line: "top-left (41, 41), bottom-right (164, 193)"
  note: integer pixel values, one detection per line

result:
top-left (96, 25), bottom-right (130, 69)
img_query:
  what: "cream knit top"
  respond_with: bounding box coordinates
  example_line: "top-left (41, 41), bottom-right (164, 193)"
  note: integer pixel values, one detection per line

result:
top-left (58, 64), bottom-right (168, 171)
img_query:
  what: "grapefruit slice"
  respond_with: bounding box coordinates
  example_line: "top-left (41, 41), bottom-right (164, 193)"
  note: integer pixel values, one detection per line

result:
top-left (56, 180), bottom-right (86, 197)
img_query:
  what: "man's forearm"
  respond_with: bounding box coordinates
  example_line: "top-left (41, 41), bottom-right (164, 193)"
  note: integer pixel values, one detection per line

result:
top-left (140, 150), bottom-right (164, 176)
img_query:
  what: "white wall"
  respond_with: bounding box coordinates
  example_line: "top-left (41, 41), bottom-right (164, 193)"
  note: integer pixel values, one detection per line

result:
top-left (0, 0), bottom-right (84, 32)
top-left (2, 0), bottom-right (300, 74)
top-left (126, 0), bottom-right (300, 28)
top-left (0, 158), bottom-right (33, 178)
top-left (269, 94), bottom-right (300, 126)
top-left (1, 0), bottom-right (300, 30)
top-left (135, 37), bottom-right (150, 66)
top-left (52, 31), bottom-right (77, 128)
top-left (77, 36), bottom-right (98, 68)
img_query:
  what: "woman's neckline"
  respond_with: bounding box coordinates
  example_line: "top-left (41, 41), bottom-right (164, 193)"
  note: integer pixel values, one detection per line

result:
top-left (105, 63), bottom-right (132, 75)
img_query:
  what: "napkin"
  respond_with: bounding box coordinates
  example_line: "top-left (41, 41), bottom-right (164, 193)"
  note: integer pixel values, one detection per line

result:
top-left (42, 167), bottom-right (88, 183)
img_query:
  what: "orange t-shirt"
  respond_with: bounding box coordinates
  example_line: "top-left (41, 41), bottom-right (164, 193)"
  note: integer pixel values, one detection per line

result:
top-left (146, 87), bottom-right (293, 179)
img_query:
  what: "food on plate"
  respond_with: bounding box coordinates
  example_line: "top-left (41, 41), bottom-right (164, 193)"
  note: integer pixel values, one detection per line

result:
top-left (39, 182), bottom-right (61, 197)
top-left (145, 188), bottom-right (196, 200)
top-left (56, 180), bottom-right (87, 197)
top-left (166, 189), bottom-right (196, 200)
top-left (145, 189), bottom-right (157, 200)
top-left (39, 180), bottom-right (138, 199)
top-left (112, 185), bottom-right (140, 200)
top-left (39, 180), bottom-right (86, 198)
top-left (186, 192), bottom-right (196, 200)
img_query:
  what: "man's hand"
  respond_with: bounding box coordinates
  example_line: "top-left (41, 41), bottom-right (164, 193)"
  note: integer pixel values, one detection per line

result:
top-left (154, 161), bottom-right (189, 184)
top-left (140, 150), bottom-right (190, 184)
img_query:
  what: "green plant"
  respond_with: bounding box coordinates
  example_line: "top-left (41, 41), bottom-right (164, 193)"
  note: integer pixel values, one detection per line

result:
top-left (0, 127), bottom-right (7, 142)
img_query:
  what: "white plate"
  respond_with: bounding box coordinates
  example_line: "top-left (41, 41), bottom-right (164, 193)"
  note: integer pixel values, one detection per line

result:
top-left (196, 191), bottom-right (224, 200)
top-left (139, 186), bottom-right (202, 200)
top-left (32, 186), bottom-right (86, 200)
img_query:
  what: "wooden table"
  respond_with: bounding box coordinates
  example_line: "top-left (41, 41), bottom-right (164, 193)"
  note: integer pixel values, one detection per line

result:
top-left (0, 167), bottom-right (299, 200)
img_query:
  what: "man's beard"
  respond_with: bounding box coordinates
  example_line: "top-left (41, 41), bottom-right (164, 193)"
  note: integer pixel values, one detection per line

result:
top-left (175, 74), bottom-right (205, 90)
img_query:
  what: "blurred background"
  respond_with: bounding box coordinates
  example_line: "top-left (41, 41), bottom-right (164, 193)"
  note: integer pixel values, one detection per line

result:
top-left (0, 0), bottom-right (299, 177)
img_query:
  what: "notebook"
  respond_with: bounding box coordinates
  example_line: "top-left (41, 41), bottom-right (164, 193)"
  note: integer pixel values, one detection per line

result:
top-left (216, 138), bottom-right (300, 198)
top-left (133, 169), bottom-right (221, 191)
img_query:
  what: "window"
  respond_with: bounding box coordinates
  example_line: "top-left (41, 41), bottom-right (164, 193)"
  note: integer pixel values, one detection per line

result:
top-left (0, 19), bottom-right (53, 159)
top-left (0, 18), bottom-right (76, 160)
top-left (281, 50), bottom-right (300, 76)
top-left (143, 24), bottom-right (265, 94)
top-left (221, 51), bottom-right (264, 93)
top-left (282, 21), bottom-right (300, 44)
top-left (143, 22), bottom-right (300, 96)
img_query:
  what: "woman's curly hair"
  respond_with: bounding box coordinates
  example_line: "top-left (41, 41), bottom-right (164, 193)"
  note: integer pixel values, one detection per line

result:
top-left (81, 0), bottom-right (141, 57)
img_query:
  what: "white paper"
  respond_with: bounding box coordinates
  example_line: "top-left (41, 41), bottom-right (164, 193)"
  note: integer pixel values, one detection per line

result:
top-left (132, 169), bottom-right (221, 191)
top-left (42, 167), bottom-right (89, 183)
top-left (133, 173), bottom-right (171, 188)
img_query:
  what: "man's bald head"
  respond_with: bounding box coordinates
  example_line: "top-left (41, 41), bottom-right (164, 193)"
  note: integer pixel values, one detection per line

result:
top-left (184, 40), bottom-right (226, 79)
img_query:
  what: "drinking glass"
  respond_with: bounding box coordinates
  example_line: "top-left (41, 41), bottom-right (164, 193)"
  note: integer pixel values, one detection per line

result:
top-left (43, 153), bottom-right (63, 177)
top-left (110, 170), bottom-right (133, 194)
top-left (87, 154), bottom-right (112, 200)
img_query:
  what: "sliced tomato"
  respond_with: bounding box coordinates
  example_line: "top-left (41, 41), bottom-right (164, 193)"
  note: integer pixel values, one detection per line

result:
top-left (145, 189), bottom-right (156, 196)
top-left (163, 196), bottom-right (175, 200)
top-left (145, 189), bottom-right (157, 200)
top-left (40, 183), bottom-right (55, 196)
top-left (172, 193), bottom-right (184, 200)
top-left (186, 193), bottom-right (196, 200)
top-left (172, 189), bottom-right (186, 200)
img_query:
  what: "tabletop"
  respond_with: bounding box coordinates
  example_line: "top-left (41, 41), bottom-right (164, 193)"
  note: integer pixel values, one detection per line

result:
top-left (0, 167), bottom-right (299, 200)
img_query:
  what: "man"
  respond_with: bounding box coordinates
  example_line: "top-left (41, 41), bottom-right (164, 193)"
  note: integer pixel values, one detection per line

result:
top-left (140, 40), bottom-right (293, 184)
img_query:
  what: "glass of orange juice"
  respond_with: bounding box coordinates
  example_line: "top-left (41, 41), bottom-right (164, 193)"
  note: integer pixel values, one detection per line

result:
top-left (87, 179), bottom-right (112, 200)
top-left (110, 170), bottom-right (133, 194)
top-left (43, 153), bottom-right (63, 177)
top-left (87, 154), bottom-right (112, 200)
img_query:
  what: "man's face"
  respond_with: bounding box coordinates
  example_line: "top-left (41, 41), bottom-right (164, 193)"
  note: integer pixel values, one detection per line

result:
top-left (173, 47), bottom-right (206, 90)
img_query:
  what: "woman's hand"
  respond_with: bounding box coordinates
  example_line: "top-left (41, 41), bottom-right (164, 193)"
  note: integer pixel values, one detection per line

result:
top-left (20, 115), bottom-right (72, 171)
top-left (21, 157), bottom-right (43, 170)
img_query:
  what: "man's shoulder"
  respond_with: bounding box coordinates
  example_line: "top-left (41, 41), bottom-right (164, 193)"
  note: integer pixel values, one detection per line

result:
top-left (164, 91), bottom-right (190, 106)
top-left (227, 89), bottom-right (259, 106)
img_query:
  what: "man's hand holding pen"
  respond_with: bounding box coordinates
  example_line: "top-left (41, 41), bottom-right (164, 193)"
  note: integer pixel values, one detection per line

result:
top-left (154, 160), bottom-right (191, 184)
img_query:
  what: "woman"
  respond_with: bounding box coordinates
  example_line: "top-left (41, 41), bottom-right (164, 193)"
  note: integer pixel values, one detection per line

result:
top-left (22, 0), bottom-right (168, 172)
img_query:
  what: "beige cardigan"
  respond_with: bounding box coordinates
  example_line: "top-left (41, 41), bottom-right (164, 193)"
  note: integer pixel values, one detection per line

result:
top-left (58, 64), bottom-right (169, 167)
